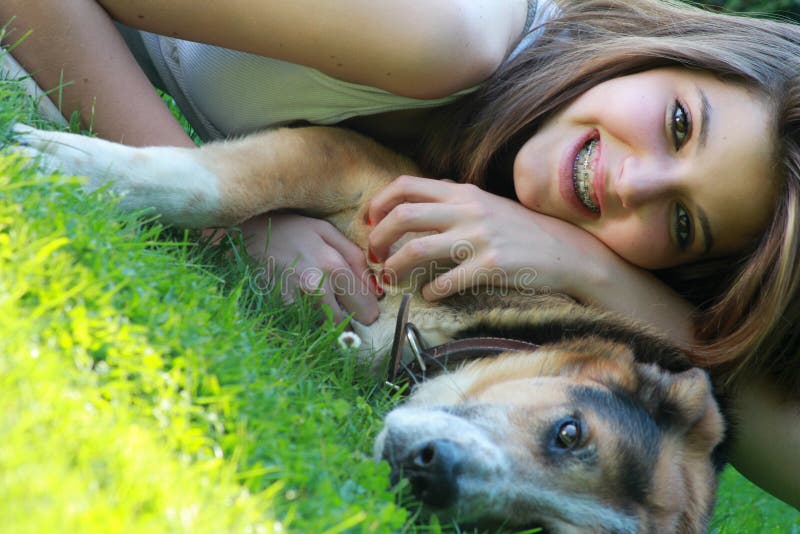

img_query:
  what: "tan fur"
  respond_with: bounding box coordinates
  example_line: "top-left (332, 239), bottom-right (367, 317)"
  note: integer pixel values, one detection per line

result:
top-left (198, 127), bottom-right (418, 231)
top-left (12, 123), bottom-right (726, 533)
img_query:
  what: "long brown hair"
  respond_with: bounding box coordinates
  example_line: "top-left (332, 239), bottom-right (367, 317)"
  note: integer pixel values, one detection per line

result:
top-left (419, 0), bottom-right (800, 394)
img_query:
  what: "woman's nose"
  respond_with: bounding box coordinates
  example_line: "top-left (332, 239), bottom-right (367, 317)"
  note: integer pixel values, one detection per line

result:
top-left (615, 156), bottom-right (682, 209)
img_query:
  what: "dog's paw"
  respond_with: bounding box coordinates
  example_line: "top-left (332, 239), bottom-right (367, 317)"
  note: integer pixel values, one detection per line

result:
top-left (10, 123), bottom-right (58, 154)
top-left (10, 123), bottom-right (67, 161)
top-left (6, 124), bottom-right (64, 174)
top-left (11, 123), bottom-right (38, 143)
top-left (11, 123), bottom-right (32, 144)
top-left (7, 123), bottom-right (121, 190)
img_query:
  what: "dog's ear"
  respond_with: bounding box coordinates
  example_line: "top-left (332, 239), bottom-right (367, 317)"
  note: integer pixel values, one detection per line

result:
top-left (634, 364), bottom-right (726, 532)
top-left (635, 364), bottom-right (725, 444)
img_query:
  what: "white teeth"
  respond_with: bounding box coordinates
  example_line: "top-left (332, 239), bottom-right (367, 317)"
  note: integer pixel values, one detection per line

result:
top-left (573, 139), bottom-right (599, 213)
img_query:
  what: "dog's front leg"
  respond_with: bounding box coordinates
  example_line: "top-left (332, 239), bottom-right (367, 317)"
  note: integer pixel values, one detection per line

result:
top-left (12, 124), bottom-right (227, 227)
top-left (12, 124), bottom-right (419, 230)
top-left (193, 126), bottom-right (419, 229)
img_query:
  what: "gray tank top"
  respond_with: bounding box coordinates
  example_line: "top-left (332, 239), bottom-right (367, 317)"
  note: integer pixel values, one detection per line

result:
top-left (138, 0), bottom-right (553, 140)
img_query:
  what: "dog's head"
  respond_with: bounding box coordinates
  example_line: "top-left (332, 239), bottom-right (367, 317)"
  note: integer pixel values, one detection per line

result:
top-left (374, 336), bottom-right (725, 533)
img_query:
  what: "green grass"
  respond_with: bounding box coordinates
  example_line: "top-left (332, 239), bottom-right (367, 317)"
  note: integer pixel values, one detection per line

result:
top-left (711, 470), bottom-right (800, 533)
top-left (0, 148), bottom-right (403, 532)
top-left (0, 48), bottom-right (798, 533)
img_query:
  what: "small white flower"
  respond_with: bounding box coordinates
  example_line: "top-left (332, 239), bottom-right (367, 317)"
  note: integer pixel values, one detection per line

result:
top-left (337, 331), bottom-right (362, 350)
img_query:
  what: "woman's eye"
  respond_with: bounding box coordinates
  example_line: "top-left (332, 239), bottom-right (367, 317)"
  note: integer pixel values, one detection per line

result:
top-left (675, 203), bottom-right (692, 250)
top-left (671, 101), bottom-right (691, 150)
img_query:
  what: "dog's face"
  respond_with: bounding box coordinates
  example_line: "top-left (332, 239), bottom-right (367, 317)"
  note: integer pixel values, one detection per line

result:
top-left (375, 338), bottom-right (725, 533)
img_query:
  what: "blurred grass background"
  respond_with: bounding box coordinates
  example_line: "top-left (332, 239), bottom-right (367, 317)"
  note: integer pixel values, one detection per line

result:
top-left (700, 0), bottom-right (800, 19)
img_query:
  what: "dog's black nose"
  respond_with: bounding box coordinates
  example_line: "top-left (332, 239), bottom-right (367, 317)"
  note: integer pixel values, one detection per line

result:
top-left (401, 439), bottom-right (463, 509)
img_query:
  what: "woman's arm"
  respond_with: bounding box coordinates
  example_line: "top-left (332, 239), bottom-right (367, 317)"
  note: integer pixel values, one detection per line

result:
top-left (1, 0), bottom-right (195, 147)
top-left (96, 0), bottom-right (528, 99)
top-left (729, 379), bottom-right (800, 508)
top-left (577, 253), bottom-right (695, 348)
top-left (3, 0), bottom-right (527, 139)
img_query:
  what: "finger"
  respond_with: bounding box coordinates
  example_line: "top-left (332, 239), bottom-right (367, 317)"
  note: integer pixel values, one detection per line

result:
top-left (277, 262), bottom-right (349, 323)
top-left (296, 265), bottom-right (326, 298)
top-left (368, 202), bottom-right (460, 262)
top-left (420, 260), bottom-right (502, 302)
top-left (295, 268), bottom-right (351, 324)
top-left (323, 292), bottom-right (351, 325)
top-left (382, 232), bottom-right (468, 286)
top-left (309, 227), bottom-right (379, 324)
top-left (368, 175), bottom-right (457, 226)
top-left (319, 271), bottom-right (378, 326)
top-left (276, 267), bottom-right (299, 304)
top-left (238, 213), bottom-right (273, 259)
top-left (315, 243), bottom-right (379, 324)
top-left (331, 276), bottom-right (380, 325)
top-left (317, 221), bottom-right (377, 293)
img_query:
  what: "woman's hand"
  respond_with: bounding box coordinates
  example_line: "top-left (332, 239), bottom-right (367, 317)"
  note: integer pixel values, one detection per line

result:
top-left (367, 175), bottom-right (612, 301)
top-left (237, 212), bottom-right (381, 325)
top-left (367, 175), bottom-right (696, 346)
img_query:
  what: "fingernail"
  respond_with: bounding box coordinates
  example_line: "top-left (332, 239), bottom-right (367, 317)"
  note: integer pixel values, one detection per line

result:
top-left (382, 272), bottom-right (391, 286)
top-left (369, 249), bottom-right (380, 263)
top-left (367, 215), bottom-right (373, 226)
top-left (369, 273), bottom-right (383, 295)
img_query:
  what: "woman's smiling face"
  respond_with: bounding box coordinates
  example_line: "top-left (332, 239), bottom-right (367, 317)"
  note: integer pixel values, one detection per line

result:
top-left (513, 67), bottom-right (777, 269)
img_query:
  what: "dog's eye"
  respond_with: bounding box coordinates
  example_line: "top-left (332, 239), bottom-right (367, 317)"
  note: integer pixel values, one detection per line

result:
top-left (556, 419), bottom-right (581, 449)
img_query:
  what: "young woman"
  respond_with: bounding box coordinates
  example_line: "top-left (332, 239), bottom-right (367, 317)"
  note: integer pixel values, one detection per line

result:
top-left (3, 0), bottom-right (798, 509)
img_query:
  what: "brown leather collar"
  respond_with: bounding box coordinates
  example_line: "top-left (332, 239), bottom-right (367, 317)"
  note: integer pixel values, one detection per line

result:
top-left (387, 294), bottom-right (540, 390)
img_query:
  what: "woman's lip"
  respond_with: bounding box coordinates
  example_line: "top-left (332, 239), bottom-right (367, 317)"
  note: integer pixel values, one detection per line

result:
top-left (559, 130), bottom-right (601, 219)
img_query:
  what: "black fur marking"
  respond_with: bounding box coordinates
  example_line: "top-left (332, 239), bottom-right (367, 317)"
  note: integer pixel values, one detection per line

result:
top-left (651, 398), bottom-right (682, 430)
top-left (570, 386), bottom-right (660, 505)
top-left (455, 317), bottom-right (691, 374)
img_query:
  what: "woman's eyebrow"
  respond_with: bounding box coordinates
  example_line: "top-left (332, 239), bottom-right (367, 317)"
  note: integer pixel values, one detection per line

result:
top-left (697, 86), bottom-right (711, 150)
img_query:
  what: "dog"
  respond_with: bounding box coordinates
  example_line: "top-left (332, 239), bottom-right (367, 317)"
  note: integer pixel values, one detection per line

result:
top-left (10, 124), bottom-right (727, 533)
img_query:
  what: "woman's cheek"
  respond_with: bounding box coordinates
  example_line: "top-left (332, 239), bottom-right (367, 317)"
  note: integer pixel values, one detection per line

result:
top-left (590, 225), bottom-right (672, 270)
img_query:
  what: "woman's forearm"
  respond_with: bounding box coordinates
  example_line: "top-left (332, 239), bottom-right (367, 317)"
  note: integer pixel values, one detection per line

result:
top-left (578, 259), bottom-right (696, 349)
top-left (1, 0), bottom-right (194, 147)
top-left (729, 378), bottom-right (800, 508)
